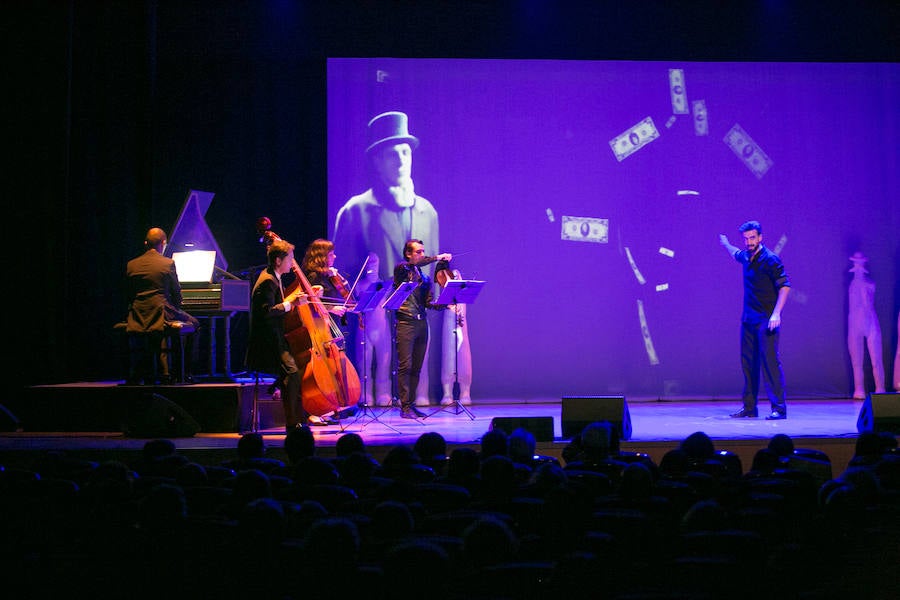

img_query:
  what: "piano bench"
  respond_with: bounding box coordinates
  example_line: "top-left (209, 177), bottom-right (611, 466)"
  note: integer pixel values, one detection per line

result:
top-left (115, 321), bottom-right (196, 385)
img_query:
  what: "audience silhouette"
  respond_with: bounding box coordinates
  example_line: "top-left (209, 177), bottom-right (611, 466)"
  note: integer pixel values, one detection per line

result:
top-left (2, 422), bottom-right (898, 599)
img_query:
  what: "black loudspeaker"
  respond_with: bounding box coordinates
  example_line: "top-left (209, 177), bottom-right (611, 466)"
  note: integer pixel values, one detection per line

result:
top-left (126, 393), bottom-right (202, 438)
top-left (857, 392), bottom-right (900, 434)
top-left (490, 416), bottom-right (555, 442)
top-left (0, 403), bottom-right (22, 432)
top-left (561, 396), bottom-right (632, 440)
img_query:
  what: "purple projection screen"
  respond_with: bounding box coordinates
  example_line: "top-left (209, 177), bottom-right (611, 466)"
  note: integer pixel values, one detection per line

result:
top-left (327, 59), bottom-right (899, 401)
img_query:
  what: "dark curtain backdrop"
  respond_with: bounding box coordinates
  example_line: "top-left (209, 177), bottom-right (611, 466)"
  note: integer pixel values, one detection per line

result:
top-left (14, 1), bottom-right (899, 394)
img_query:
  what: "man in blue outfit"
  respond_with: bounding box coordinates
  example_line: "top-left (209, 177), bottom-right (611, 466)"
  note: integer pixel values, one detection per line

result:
top-left (719, 220), bottom-right (791, 420)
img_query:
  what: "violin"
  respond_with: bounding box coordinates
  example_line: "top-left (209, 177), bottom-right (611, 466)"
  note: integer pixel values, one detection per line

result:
top-left (328, 267), bottom-right (357, 310)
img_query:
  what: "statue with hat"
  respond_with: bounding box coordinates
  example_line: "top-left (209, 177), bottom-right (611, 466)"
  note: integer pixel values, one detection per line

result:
top-left (333, 111), bottom-right (442, 407)
top-left (847, 251), bottom-right (886, 399)
top-left (894, 310), bottom-right (900, 392)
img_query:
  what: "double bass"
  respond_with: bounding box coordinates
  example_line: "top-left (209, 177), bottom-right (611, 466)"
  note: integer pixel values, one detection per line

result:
top-left (257, 218), bottom-right (361, 417)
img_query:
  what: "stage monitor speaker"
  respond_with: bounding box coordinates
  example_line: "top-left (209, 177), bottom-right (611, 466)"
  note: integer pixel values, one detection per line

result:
top-left (126, 393), bottom-right (201, 438)
top-left (857, 392), bottom-right (900, 434)
top-left (0, 403), bottom-right (22, 432)
top-left (490, 416), bottom-right (554, 442)
top-left (561, 395), bottom-right (632, 441)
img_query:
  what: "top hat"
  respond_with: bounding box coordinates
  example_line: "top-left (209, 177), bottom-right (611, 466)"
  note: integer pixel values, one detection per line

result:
top-left (849, 251), bottom-right (869, 273)
top-left (366, 111), bottom-right (419, 154)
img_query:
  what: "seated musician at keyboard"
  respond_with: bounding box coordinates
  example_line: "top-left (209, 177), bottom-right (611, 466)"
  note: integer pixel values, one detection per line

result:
top-left (125, 227), bottom-right (200, 384)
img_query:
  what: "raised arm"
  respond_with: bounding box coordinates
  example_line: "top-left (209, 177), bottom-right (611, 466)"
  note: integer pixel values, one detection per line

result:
top-left (719, 234), bottom-right (740, 258)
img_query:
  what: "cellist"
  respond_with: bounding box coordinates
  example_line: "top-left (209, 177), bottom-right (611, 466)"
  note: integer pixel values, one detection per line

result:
top-left (245, 239), bottom-right (312, 433)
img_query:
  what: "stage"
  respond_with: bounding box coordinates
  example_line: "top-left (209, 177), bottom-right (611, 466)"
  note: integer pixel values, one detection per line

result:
top-left (1, 380), bottom-right (878, 477)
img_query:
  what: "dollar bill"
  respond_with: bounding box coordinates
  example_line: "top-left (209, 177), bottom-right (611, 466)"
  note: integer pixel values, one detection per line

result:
top-left (624, 247), bottom-right (646, 285)
top-left (772, 234), bottom-right (787, 256)
top-left (665, 115), bottom-right (677, 129)
top-left (669, 68), bottom-right (688, 115)
top-left (561, 215), bottom-right (608, 243)
top-left (609, 117), bottom-right (660, 161)
top-left (637, 299), bottom-right (660, 365)
top-left (724, 123), bottom-right (774, 179)
top-left (692, 99), bottom-right (708, 136)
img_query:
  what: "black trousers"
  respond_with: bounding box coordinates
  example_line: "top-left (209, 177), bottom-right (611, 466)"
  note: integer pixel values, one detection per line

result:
top-left (279, 348), bottom-right (305, 428)
top-left (395, 318), bottom-right (428, 410)
top-left (740, 320), bottom-right (787, 414)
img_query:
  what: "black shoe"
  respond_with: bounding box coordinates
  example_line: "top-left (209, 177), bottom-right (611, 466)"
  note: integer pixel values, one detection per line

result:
top-left (410, 406), bottom-right (427, 418)
top-left (765, 411), bottom-right (786, 420)
top-left (730, 408), bottom-right (758, 418)
top-left (308, 415), bottom-right (331, 426)
top-left (400, 409), bottom-right (418, 419)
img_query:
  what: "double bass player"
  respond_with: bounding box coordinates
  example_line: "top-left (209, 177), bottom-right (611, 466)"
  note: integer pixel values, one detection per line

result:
top-left (246, 239), bottom-right (313, 432)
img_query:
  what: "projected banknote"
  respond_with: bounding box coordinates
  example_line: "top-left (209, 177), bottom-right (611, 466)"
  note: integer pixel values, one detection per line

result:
top-left (724, 123), bottom-right (773, 179)
top-left (692, 99), bottom-right (708, 136)
top-left (669, 68), bottom-right (688, 114)
top-left (610, 117), bottom-right (660, 161)
top-left (561, 216), bottom-right (608, 243)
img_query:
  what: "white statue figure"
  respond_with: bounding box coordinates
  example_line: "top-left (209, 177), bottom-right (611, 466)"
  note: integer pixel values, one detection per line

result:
top-left (355, 253), bottom-right (393, 407)
top-left (894, 311), bottom-right (900, 391)
top-left (439, 268), bottom-right (473, 405)
top-left (847, 251), bottom-right (886, 399)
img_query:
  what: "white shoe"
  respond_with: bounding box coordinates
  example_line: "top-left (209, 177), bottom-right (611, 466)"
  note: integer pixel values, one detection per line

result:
top-left (375, 395), bottom-right (393, 407)
top-left (460, 396), bottom-right (472, 406)
top-left (440, 396), bottom-right (454, 406)
top-left (415, 397), bottom-right (430, 407)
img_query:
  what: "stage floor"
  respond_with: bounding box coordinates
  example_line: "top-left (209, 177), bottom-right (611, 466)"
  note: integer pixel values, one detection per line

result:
top-left (1, 381), bottom-right (870, 476)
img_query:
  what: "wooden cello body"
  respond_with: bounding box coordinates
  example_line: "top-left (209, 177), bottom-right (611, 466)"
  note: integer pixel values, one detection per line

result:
top-left (286, 261), bottom-right (361, 417)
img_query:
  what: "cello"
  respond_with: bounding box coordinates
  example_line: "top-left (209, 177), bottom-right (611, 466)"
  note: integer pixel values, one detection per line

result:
top-left (256, 218), bottom-right (361, 417)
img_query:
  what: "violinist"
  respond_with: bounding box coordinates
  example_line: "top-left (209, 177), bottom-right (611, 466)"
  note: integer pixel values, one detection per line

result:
top-left (393, 239), bottom-right (451, 419)
top-left (246, 239), bottom-right (311, 433)
top-left (298, 239), bottom-right (354, 425)
top-left (300, 238), bottom-right (352, 322)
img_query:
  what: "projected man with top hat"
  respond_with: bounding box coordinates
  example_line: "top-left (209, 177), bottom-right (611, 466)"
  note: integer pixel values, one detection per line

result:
top-left (334, 111), bottom-right (441, 407)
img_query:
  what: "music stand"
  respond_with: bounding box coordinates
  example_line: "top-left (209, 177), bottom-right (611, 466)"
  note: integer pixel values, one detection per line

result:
top-left (381, 281), bottom-right (418, 310)
top-left (377, 280), bottom-right (428, 426)
top-left (347, 282), bottom-right (399, 432)
top-left (427, 280), bottom-right (486, 420)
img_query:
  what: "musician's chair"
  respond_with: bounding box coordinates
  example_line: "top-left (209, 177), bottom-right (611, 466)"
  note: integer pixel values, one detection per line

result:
top-left (117, 320), bottom-right (196, 385)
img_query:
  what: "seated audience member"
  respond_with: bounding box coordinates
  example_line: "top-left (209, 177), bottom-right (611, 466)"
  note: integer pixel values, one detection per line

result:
top-left (746, 448), bottom-right (780, 477)
top-left (414, 431), bottom-right (449, 476)
top-left (132, 438), bottom-right (188, 478)
top-left (461, 514), bottom-right (520, 570)
top-left (285, 424), bottom-right (317, 461)
top-left (508, 427), bottom-right (537, 468)
top-left (382, 539), bottom-right (451, 600)
top-left (679, 431), bottom-right (716, 465)
top-left (507, 427), bottom-right (537, 483)
top-left (479, 428), bottom-right (509, 460)
top-left (336, 432), bottom-right (367, 458)
top-left (767, 433), bottom-right (795, 458)
top-left (440, 447), bottom-right (482, 494)
top-left (222, 432), bottom-right (285, 474)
